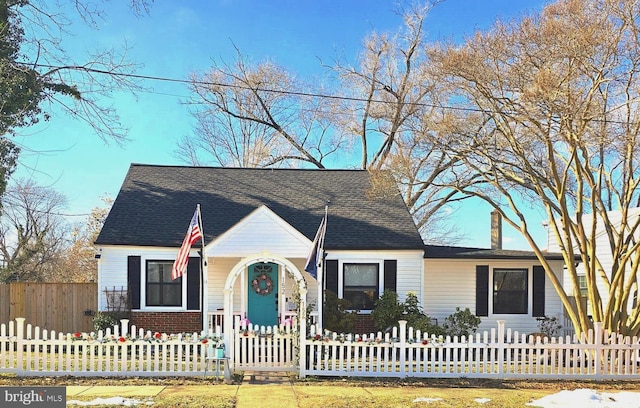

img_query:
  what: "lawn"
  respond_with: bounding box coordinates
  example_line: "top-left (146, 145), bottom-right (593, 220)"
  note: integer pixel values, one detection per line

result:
top-left (2, 375), bottom-right (640, 407)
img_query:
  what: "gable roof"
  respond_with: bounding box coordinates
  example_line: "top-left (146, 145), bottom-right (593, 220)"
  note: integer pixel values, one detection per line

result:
top-left (424, 244), bottom-right (565, 260)
top-left (95, 164), bottom-right (425, 250)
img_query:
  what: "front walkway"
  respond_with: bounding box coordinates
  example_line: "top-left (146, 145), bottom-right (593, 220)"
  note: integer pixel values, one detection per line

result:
top-left (65, 380), bottom-right (423, 408)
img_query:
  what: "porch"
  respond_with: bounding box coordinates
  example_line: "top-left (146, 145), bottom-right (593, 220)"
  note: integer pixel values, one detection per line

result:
top-left (203, 253), bottom-right (321, 336)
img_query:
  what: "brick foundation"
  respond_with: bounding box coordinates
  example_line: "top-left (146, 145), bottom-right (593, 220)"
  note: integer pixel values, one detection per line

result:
top-left (354, 314), bottom-right (375, 334)
top-left (130, 311), bottom-right (202, 334)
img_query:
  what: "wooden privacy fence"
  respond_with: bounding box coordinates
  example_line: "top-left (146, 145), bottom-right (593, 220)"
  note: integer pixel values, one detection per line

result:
top-left (302, 320), bottom-right (640, 380)
top-left (0, 283), bottom-right (97, 333)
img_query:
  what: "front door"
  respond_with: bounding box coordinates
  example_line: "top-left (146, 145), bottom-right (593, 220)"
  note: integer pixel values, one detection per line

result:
top-left (247, 262), bottom-right (278, 327)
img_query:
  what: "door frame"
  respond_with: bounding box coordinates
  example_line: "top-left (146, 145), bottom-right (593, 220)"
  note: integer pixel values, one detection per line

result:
top-left (246, 262), bottom-right (279, 327)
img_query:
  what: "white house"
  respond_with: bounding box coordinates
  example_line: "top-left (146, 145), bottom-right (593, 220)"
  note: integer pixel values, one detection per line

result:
top-left (95, 164), bottom-right (565, 335)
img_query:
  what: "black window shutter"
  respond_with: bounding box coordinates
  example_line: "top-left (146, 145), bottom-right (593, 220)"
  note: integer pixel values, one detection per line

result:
top-left (186, 257), bottom-right (201, 310)
top-left (325, 259), bottom-right (338, 296)
top-left (383, 260), bottom-right (397, 292)
top-left (532, 266), bottom-right (545, 317)
top-left (127, 256), bottom-right (141, 310)
top-left (476, 265), bottom-right (489, 317)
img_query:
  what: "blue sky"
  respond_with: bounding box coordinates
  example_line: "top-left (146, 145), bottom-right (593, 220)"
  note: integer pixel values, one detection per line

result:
top-left (15, 0), bottom-right (551, 249)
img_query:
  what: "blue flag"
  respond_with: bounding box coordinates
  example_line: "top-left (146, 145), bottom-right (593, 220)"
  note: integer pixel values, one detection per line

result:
top-left (304, 214), bottom-right (326, 280)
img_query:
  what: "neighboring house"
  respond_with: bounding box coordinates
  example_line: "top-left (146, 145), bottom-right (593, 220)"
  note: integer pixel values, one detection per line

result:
top-left (546, 207), bottom-right (640, 319)
top-left (95, 164), bottom-right (565, 335)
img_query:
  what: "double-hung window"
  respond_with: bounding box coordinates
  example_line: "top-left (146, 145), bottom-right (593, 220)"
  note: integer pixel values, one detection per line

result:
top-left (146, 261), bottom-right (182, 307)
top-left (343, 263), bottom-right (379, 310)
top-left (493, 268), bottom-right (528, 314)
top-left (576, 275), bottom-right (588, 297)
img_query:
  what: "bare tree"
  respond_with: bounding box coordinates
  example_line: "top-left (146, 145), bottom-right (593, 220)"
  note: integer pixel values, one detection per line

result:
top-left (183, 2), bottom-right (472, 243)
top-left (181, 50), bottom-right (343, 168)
top-left (51, 196), bottom-right (113, 283)
top-left (0, 178), bottom-right (68, 282)
top-left (430, 0), bottom-right (640, 335)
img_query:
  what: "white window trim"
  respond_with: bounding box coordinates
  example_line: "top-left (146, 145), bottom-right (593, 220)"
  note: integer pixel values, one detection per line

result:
top-left (338, 259), bottom-right (384, 314)
top-left (140, 258), bottom-right (186, 311)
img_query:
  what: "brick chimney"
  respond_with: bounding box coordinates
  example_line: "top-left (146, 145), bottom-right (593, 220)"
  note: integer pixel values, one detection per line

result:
top-left (491, 210), bottom-right (502, 250)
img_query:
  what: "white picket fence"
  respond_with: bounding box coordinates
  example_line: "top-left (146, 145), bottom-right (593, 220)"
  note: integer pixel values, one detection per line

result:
top-left (2, 317), bottom-right (640, 380)
top-left (302, 320), bottom-right (640, 380)
top-left (0, 318), bottom-right (219, 377)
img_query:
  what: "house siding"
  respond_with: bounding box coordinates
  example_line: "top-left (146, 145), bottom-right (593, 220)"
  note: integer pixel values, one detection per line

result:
top-left (97, 238), bottom-right (423, 331)
top-left (99, 247), bottom-right (322, 320)
top-left (327, 250), bottom-right (424, 303)
top-left (97, 245), bottom-right (201, 312)
top-left (424, 258), bottom-right (564, 334)
top-left (210, 207), bottom-right (311, 258)
top-left (548, 209), bottom-right (640, 315)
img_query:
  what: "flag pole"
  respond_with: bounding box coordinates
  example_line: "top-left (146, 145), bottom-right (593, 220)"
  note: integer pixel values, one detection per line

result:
top-left (317, 204), bottom-right (328, 332)
top-left (197, 204), bottom-right (208, 332)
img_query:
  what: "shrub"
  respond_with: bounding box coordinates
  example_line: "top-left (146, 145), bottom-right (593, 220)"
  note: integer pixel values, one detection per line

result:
top-left (323, 290), bottom-right (357, 333)
top-left (372, 291), bottom-right (444, 335)
top-left (536, 315), bottom-right (562, 336)
top-left (442, 307), bottom-right (481, 337)
top-left (409, 314), bottom-right (447, 336)
top-left (371, 290), bottom-right (403, 331)
top-left (92, 311), bottom-right (126, 332)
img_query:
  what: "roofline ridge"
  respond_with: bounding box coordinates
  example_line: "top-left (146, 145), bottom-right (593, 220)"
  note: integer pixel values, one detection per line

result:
top-left (130, 163), bottom-right (372, 173)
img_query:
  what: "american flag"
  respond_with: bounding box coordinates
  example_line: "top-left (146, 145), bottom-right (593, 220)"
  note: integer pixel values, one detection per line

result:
top-left (171, 208), bottom-right (202, 280)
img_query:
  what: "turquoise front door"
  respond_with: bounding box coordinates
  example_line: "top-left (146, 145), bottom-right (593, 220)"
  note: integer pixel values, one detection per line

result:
top-left (247, 262), bottom-right (279, 327)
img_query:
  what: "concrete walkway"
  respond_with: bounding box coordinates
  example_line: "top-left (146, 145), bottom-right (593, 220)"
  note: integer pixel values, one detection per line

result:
top-left (66, 381), bottom-right (384, 408)
top-left (65, 373), bottom-right (302, 407)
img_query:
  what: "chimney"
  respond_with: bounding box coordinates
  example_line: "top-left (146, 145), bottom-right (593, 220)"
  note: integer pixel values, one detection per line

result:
top-left (491, 210), bottom-right (502, 250)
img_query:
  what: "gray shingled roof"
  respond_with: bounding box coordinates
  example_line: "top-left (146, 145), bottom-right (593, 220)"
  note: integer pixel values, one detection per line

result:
top-left (95, 164), bottom-right (425, 250)
top-left (424, 244), bottom-right (565, 260)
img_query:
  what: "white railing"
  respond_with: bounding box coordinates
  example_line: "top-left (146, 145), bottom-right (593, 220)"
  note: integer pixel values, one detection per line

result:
top-left (301, 320), bottom-right (640, 380)
top-left (207, 311), bottom-right (243, 331)
top-left (563, 315), bottom-right (576, 338)
top-left (0, 318), bottom-right (222, 377)
top-left (206, 311), bottom-right (312, 332)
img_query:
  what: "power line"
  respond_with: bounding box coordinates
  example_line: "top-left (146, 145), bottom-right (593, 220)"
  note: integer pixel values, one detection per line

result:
top-left (33, 63), bottom-right (482, 114)
top-left (33, 63), bottom-right (640, 125)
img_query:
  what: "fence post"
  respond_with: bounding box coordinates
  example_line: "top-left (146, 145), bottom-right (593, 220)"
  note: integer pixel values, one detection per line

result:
top-left (497, 320), bottom-right (505, 378)
top-left (120, 319), bottom-right (129, 336)
top-left (15, 317), bottom-right (25, 373)
top-left (298, 288), bottom-right (307, 379)
top-left (398, 320), bottom-right (407, 378)
top-left (594, 322), bottom-right (602, 380)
